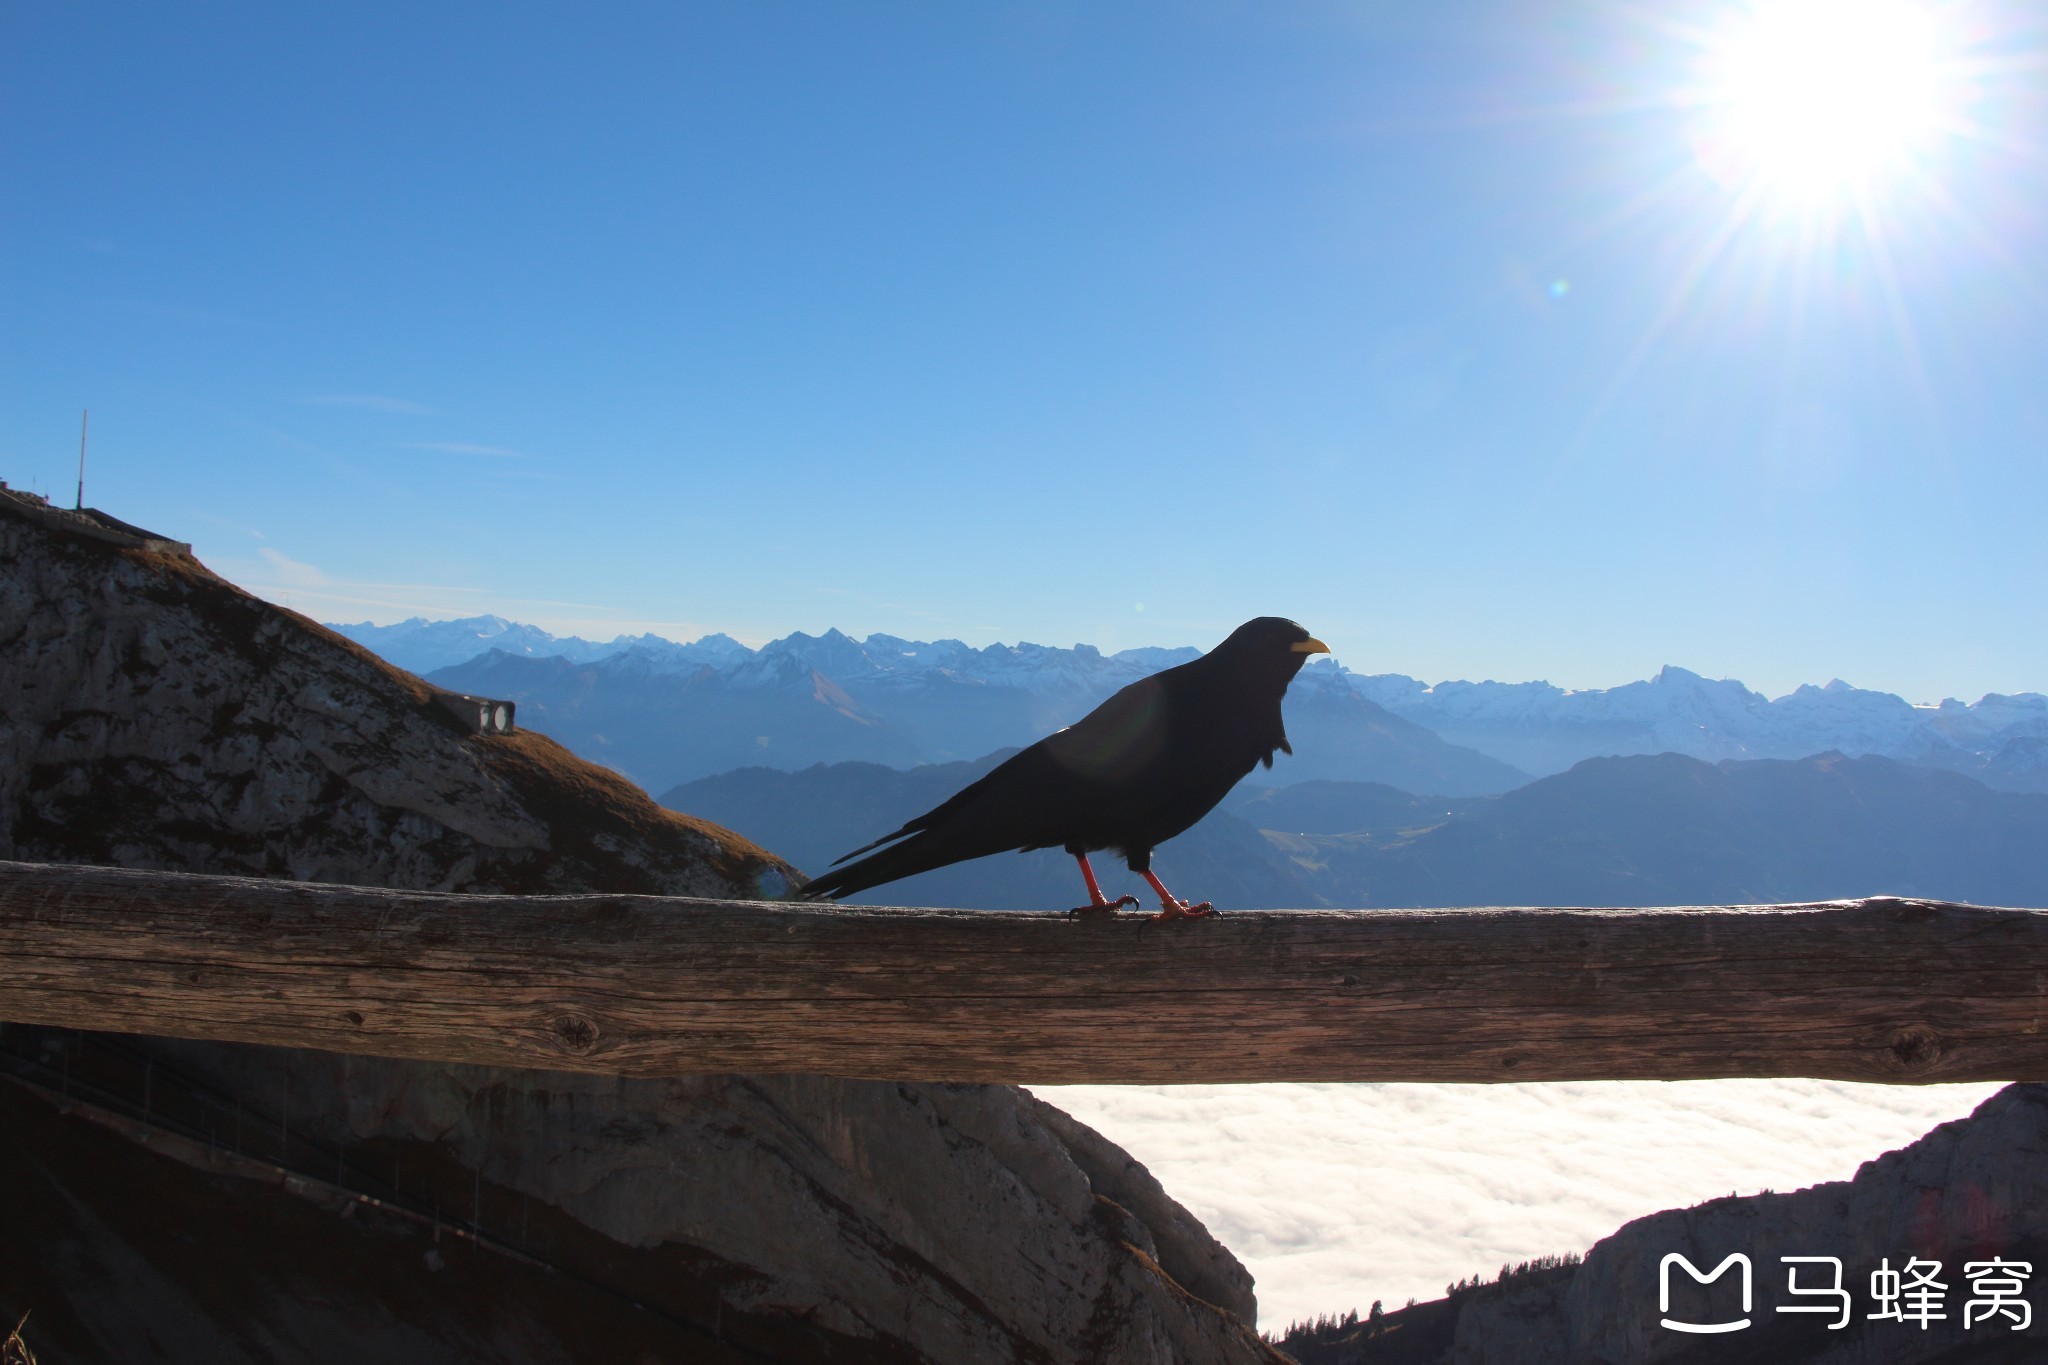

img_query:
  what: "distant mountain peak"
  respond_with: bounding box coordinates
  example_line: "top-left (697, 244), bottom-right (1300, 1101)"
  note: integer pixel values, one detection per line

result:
top-left (331, 614), bottom-right (2046, 793)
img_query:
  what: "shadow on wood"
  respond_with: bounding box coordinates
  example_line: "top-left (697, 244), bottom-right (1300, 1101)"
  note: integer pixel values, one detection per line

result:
top-left (3, 859), bottom-right (2043, 1084)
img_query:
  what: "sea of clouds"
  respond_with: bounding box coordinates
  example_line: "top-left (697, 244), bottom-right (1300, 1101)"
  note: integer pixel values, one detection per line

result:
top-left (1031, 1079), bottom-right (2005, 1330)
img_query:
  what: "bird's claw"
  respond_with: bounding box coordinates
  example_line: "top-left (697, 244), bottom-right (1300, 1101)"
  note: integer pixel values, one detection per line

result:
top-left (1149, 899), bottom-right (1216, 922)
top-left (1068, 894), bottom-right (1141, 919)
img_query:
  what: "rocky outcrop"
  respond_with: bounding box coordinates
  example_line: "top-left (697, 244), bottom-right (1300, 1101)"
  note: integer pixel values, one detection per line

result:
top-left (1551, 1082), bottom-right (2047, 1364)
top-left (1284, 1085), bottom-right (2047, 1365)
top-left (111, 1043), bottom-right (1268, 1363)
top-left (0, 492), bottom-right (1278, 1364)
top-left (0, 489), bottom-right (789, 898)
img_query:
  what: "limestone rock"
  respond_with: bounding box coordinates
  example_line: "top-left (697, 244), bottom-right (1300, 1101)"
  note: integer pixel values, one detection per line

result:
top-left (0, 492), bottom-right (789, 898)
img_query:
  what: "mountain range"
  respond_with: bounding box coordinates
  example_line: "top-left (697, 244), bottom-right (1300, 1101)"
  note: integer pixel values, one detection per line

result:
top-left (663, 749), bottom-right (2048, 911)
top-left (332, 615), bottom-right (2048, 795)
top-left (1354, 665), bottom-right (2048, 787)
top-left (662, 752), bottom-right (1329, 911)
top-left (410, 625), bottom-right (1529, 798)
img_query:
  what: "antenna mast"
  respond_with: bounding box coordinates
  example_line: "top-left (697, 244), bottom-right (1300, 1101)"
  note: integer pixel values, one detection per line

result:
top-left (76, 409), bottom-right (89, 510)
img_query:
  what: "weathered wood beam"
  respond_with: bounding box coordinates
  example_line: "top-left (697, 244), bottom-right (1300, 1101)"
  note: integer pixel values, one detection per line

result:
top-left (2, 860), bottom-right (2042, 1084)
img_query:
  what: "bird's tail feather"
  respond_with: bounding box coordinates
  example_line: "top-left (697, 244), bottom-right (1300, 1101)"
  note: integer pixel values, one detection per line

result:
top-left (800, 834), bottom-right (945, 901)
top-left (828, 823), bottom-right (911, 867)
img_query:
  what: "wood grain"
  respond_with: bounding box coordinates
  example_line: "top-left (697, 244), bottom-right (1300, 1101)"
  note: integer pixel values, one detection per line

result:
top-left (3, 860), bottom-right (2043, 1084)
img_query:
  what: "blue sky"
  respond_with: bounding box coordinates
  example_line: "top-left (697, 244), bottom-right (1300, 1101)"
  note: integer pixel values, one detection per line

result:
top-left (5, 1), bottom-right (2044, 701)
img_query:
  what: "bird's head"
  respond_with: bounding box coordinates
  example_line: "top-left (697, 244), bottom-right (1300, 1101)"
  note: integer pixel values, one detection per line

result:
top-left (1210, 616), bottom-right (1330, 686)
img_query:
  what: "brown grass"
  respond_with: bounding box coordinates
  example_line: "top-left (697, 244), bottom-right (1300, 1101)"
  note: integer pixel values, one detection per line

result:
top-left (3, 1312), bottom-right (39, 1365)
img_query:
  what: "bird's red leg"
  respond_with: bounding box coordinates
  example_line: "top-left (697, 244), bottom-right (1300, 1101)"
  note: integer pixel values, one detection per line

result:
top-left (1142, 869), bottom-right (1214, 921)
top-left (1067, 854), bottom-right (1140, 917)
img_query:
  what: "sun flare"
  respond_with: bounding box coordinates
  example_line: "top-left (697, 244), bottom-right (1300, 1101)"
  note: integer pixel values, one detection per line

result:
top-left (1697, 0), bottom-right (1953, 208)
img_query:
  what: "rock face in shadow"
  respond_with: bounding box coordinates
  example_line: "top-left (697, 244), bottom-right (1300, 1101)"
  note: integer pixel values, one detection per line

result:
top-left (1283, 1085), bottom-right (2047, 1365)
top-left (0, 492), bottom-right (1278, 1365)
top-left (118, 1043), bottom-right (1266, 1364)
top-left (1550, 1082), bottom-right (2047, 1365)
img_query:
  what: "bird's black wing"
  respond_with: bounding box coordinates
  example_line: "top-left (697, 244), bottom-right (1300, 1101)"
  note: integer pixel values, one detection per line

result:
top-left (799, 678), bottom-right (1174, 900)
top-left (796, 744), bottom-right (1070, 899)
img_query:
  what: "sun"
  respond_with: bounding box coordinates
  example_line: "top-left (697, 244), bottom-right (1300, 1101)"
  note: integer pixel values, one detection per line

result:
top-left (1561, 0), bottom-right (2028, 443)
top-left (1695, 0), bottom-right (1953, 209)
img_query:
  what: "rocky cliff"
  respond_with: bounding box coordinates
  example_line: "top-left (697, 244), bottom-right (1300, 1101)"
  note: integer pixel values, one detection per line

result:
top-left (0, 490), bottom-right (1279, 1364)
top-left (0, 490), bottom-right (788, 899)
top-left (1282, 1084), bottom-right (2047, 1364)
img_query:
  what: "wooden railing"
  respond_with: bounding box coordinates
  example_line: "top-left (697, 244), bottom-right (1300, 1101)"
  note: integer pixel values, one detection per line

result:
top-left (3, 860), bottom-right (2042, 1084)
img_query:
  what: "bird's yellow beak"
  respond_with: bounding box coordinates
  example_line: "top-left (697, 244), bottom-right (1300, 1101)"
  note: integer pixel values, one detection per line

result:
top-left (1290, 637), bottom-right (1330, 654)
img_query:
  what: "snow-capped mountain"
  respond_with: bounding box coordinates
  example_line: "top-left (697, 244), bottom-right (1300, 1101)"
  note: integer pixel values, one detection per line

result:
top-left (398, 626), bottom-right (1520, 797)
top-left (329, 616), bottom-right (2047, 795)
top-left (332, 617), bottom-right (1198, 696)
top-left (329, 616), bottom-right (752, 677)
top-left (1353, 664), bottom-right (2048, 787)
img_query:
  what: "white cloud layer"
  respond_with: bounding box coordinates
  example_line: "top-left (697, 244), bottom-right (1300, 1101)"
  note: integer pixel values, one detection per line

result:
top-left (1031, 1079), bottom-right (2004, 1330)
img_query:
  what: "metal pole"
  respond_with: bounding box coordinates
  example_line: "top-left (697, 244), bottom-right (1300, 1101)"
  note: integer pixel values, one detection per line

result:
top-left (75, 410), bottom-right (88, 511)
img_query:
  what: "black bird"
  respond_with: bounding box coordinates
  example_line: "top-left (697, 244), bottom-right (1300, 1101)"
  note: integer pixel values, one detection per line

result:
top-left (799, 617), bottom-right (1330, 918)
